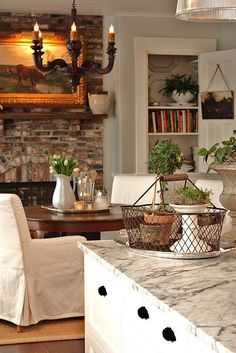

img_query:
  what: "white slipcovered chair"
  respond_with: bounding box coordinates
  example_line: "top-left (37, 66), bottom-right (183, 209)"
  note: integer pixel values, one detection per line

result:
top-left (0, 193), bottom-right (86, 328)
top-left (111, 174), bottom-right (161, 205)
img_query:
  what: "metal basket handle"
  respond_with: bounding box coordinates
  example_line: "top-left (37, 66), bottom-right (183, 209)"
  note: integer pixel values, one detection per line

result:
top-left (160, 174), bottom-right (188, 182)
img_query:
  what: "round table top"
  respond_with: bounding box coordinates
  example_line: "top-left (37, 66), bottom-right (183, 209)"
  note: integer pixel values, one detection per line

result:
top-left (24, 204), bottom-right (124, 233)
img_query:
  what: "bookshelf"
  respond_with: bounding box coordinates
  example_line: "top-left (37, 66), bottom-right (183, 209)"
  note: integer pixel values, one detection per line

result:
top-left (147, 53), bottom-right (199, 173)
top-left (134, 37), bottom-right (216, 174)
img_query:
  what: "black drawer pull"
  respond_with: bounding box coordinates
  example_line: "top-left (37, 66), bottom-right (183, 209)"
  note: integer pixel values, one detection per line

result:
top-left (98, 285), bottom-right (107, 297)
top-left (162, 327), bottom-right (176, 342)
top-left (137, 306), bottom-right (149, 320)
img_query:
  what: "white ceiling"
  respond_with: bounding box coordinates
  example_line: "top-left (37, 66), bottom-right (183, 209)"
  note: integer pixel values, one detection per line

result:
top-left (0, 0), bottom-right (177, 16)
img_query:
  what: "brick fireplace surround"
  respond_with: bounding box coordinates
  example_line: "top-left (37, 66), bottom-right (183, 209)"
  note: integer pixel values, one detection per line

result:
top-left (0, 12), bottom-right (105, 203)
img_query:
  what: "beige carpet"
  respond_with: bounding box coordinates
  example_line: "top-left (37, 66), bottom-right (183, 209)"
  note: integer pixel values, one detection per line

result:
top-left (0, 317), bottom-right (84, 345)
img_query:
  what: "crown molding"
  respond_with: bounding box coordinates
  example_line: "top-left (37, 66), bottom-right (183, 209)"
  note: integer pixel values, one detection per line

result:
top-left (113, 12), bottom-right (175, 18)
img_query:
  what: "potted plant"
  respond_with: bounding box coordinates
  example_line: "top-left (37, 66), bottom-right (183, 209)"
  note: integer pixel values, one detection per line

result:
top-left (149, 139), bottom-right (183, 175)
top-left (168, 186), bottom-right (213, 253)
top-left (169, 186), bottom-right (212, 212)
top-left (198, 130), bottom-right (236, 237)
top-left (159, 73), bottom-right (199, 105)
top-left (147, 139), bottom-right (183, 207)
top-left (140, 140), bottom-right (184, 246)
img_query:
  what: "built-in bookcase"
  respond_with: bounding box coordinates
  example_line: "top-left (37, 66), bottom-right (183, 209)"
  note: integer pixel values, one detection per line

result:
top-left (134, 37), bottom-right (216, 174)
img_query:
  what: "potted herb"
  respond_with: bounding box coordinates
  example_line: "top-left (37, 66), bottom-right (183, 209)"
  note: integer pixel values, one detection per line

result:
top-left (198, 130), bottom-right (236, 235)
top-left (142, 140), bottom-right (183, 244)
top-left (169, 186), bottom-right (213, 253)
top-left (169, 186), bottom-right (212, 210)
top-left (148, 139), bottom-right (183, 206)
top-left (159, 73), bottom-right (199, 104)
top-left (149, 139), bottom-right (183, 175)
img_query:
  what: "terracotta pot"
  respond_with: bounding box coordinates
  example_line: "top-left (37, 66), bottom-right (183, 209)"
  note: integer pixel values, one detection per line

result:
top-left (144, 212), bottom-right (175, 225)
top-left (140, 223), bottom-right (171, 246)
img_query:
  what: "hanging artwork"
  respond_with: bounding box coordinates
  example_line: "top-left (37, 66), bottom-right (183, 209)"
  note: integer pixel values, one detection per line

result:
top-left (201, 90), bottom-right (234, 120)
top-left (201, 64), bottom-right (234, 120)
top-left (0, 31), bottom-right (86, 107)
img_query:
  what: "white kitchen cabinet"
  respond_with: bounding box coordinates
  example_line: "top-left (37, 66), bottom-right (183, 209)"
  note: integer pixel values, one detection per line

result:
top-left (84, 253), bottom-right (216, 353)
top-left (84, 255), bottom-right (122, 353)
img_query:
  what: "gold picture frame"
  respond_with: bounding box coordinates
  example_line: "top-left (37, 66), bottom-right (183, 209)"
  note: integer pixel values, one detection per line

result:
top-left (0, 31), bottom-right (86, 107)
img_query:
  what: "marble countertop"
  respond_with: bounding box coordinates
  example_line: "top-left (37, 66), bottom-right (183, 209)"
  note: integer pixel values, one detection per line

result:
top-left (79, 239), bottom-right (236, 353)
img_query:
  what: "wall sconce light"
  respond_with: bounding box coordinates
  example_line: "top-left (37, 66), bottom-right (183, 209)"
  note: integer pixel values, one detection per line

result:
top-left (176, 0), bottom-right (236, 22)
top-left (31, 0), bottom-right (116, 92)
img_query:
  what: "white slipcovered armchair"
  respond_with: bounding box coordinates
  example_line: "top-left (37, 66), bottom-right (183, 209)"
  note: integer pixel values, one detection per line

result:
top-left (0, 193), bottom-right (86, 328)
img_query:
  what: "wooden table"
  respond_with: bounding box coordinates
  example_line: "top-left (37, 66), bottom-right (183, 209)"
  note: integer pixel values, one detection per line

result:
top-left (24, 205), bottom-right (124, 240)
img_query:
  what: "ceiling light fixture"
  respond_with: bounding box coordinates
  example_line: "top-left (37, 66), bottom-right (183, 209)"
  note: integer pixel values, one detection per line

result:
top-left (176, 0), bottom-right (236, 22)
top-left (31, 0), bottom-right (116, 92)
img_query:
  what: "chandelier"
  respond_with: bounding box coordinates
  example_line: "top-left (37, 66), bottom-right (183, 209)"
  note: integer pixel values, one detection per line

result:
top-left (176, 0), bottom-right (236, 21)
top-left (31, 0), bottom-right (116, 92)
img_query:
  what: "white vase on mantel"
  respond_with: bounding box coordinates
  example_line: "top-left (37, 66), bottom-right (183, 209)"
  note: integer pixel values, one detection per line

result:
top-left (52, 174), bottom-right (76, 210)
top-left (88, 91), bottom-right (110, 114)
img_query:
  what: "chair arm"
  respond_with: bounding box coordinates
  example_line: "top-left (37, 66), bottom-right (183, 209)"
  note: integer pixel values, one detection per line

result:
top-left (29, 236), bottom-right (86, 272)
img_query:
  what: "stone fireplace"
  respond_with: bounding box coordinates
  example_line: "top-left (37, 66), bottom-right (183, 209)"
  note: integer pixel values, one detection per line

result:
top-left (0, 11), bottom-right (106, 202)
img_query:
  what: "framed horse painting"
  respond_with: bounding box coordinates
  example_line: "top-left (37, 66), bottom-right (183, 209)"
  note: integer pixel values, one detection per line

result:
top-left (0, 31), bottom-right (86, 107)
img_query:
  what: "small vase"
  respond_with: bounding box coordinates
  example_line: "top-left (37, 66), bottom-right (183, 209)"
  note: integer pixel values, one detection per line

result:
top-left (52, 174), bottom-right (76, 210)
top-left (88, 91), bottom-right (110, 114)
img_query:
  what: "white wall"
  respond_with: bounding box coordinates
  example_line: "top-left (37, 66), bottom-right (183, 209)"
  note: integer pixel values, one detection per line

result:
top-left (103, 13), bottom-right (236, 193)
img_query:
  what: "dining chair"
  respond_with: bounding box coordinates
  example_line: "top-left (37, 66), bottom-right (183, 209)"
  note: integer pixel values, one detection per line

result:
top-left (0, 193), bottom-right (86, 330)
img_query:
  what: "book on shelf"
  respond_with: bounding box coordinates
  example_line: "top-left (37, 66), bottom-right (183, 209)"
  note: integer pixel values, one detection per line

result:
top-left (148, 109), bottom-right (198, 133)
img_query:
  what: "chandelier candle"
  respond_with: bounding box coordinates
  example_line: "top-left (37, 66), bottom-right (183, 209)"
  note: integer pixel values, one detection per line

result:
top-left (32, 22), bottom-right (39, 41)
top-left (38, 30), bottom-right (43, 47)
top-left (70, 22), bottom-right (78, 41)
top-left (108, 24), bottom-right (115, 43)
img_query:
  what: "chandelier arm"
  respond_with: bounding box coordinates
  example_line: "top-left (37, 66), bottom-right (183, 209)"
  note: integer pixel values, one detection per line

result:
top-left (92, 43), bottom-right (117, 75)
top-left (34, 58), bottom-right (68, 75)
top-left (31, 42), bottom-right (68, 75)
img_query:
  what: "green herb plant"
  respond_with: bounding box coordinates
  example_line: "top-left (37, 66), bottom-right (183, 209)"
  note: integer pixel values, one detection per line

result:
top-left (170, 186), bottom-right (212, 205)
top-left (149, 140), bottom-right (183, 175)
top-left (159, 73), bottom-right (199, 98)
top-left (149, 140), bottom-right (183, 210)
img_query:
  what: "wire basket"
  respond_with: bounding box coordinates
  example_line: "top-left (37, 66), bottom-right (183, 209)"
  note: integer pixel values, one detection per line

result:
top-left (121, 204), bottom-right (226, 253)
top-left (121, 174), bottom-right (227, 258)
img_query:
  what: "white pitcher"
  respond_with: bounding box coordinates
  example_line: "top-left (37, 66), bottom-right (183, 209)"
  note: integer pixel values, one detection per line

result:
top-left (52, 174), bottom-right (76, 210)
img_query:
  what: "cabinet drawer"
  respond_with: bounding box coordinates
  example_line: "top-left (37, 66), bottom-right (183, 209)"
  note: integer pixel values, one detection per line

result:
top-left (84, 255), bottom-right (122, 352)
top-left (122, 289), bottom-right (190, 353)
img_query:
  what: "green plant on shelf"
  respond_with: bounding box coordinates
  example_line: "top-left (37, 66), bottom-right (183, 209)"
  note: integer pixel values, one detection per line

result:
top-left (159, 73), bottom-right (199, 98)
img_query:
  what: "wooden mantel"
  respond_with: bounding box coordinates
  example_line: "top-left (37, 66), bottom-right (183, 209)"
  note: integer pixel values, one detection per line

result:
top-left (0, 112), bottom-right (107, 120)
